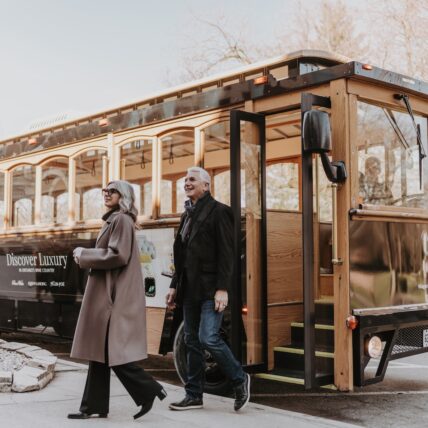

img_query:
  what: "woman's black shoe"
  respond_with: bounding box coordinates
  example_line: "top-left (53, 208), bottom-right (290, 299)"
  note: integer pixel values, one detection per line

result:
top-left (133, 388), bottom-right (167, 420)
top-left (158, 388), bottom-right (168, 400)
top-left (67, 412), bottom-right (108, 419)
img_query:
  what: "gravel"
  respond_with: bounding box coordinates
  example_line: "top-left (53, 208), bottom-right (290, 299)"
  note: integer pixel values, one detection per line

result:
top-left (0, 349), bottom-right (29, 371)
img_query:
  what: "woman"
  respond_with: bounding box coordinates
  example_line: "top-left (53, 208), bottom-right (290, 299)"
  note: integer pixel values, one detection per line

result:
top-left (68, 180), bottom-right (166, 420)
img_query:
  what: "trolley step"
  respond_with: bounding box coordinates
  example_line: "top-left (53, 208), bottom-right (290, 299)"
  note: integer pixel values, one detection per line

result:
top-left (273, 345), bottom-right (334, 373)
top-left (290, 322), bottom-right (334, 350)
top-left (315, 300), bottom-right (334, 324)
top-left (255, 368), bottom-right (334, 387)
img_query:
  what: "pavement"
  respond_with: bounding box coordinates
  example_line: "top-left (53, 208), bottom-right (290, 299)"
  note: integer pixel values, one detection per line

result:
top-left (0, 359), bottom-right (362, 428)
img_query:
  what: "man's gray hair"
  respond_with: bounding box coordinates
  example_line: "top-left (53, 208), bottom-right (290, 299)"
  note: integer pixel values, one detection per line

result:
top-left (187, 166), bottom-right (211, 189)
top-left (107, 180), bottom-right (139, 221)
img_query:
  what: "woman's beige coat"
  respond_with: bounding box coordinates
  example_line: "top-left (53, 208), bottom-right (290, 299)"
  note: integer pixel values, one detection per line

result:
top-left (70, 210), bottom-right (147, 366)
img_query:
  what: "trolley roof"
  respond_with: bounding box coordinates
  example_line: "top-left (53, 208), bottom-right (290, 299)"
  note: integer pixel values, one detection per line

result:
top-left (1, 49), bottom-right (428, 160)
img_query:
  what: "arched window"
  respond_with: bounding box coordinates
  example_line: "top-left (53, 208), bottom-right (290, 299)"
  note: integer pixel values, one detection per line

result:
top-left (161, 130), bottom-right (194, 215)
top-left (75, 149), bottom-right (107, 221)
top-left (204, 121), bottom-right (231, 205)
top-left (11, 165), bottom-right (36, 227)
top-left (41, 157), bottom-right (69, 224)
top-left (120, 139), bottom-right (152, 217)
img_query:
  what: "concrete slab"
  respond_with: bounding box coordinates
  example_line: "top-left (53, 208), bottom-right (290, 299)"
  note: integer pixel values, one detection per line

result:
top-left (0, 368), bottom-right (362, 428)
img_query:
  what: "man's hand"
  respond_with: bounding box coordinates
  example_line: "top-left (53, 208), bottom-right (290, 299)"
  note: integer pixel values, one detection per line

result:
top-left (73, 247), bottom-right (84, 265)
top-left (214, 290), bottom-right (228, 312)
top-left (166, 288), bottom-right (176, 309)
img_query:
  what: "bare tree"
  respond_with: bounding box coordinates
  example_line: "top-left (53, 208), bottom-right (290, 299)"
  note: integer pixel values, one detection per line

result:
top-left (279, 0), bottom-right (370, 61)
top-left (371, 0), bottom-right (428, 79)
top-left (167, 0), bottom-right (428, 85)
top-left (165, 13), bottom-right (262, 85)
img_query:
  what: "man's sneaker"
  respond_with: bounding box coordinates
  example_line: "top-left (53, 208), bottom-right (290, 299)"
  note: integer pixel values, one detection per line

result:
top-left (234, 373), bottom-right (251, 411)
top-left (169, 396), bottom-right (203, 411)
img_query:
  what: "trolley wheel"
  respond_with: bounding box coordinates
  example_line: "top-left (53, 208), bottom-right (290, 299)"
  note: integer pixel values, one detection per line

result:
top-left (173, 321), bottom-right (232, 396)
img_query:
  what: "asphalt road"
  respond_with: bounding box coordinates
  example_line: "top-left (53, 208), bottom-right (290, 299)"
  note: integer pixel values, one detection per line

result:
top-left (2, 331), bottom-right (428, 428)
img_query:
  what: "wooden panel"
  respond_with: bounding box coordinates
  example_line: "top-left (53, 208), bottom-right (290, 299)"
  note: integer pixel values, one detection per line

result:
top-left (267, 211), bottom-right (302, 304)
top-left (146, 307), bottom-right (166, 355)
top-left (330, 79), bottom-right (353, 391)
top-left (267, 304), bottom-right (303, 369)
top-left (320, 274), bottom-right (333, 297)
top-left (254, 84), bottom-right (330, 113)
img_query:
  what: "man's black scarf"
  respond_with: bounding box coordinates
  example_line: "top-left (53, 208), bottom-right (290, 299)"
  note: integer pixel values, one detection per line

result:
top-left (180, 192), bottom-right (211, 242)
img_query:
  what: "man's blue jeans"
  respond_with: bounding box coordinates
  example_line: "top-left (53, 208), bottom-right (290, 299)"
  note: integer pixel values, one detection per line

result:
top-left (183, 299), bottom-right (246, 399)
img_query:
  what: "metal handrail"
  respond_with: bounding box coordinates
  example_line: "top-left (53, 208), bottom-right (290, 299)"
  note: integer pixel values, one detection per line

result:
top-left (331, 183), bottom-right (343, 265)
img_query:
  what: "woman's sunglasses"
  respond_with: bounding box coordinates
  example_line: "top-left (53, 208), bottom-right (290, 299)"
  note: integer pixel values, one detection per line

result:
top-left (102, 188), bottom-right (120, 196)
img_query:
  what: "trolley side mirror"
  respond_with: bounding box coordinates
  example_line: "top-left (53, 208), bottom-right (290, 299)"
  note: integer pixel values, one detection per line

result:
top-left (302, 109), bottom-right (347, 183)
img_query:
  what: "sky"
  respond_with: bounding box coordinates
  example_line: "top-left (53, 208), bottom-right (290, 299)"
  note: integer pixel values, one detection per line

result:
top-left (0, 0), bottom-right (373, 140)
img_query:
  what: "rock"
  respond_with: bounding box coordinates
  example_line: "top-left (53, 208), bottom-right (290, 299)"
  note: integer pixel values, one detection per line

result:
top-left (38, 371), bottom-right (54, 389)
top-left (12, 373), bottom-right (39, 392)
top-left (16, 345), bottom-right (41, 355)
top-left (16, 366), bottom-right (47, 381)
top-left (12, 366), bottom-right (51, 392)
top-left (0, 371), bottom-right (12, 383)
top-left (0, 339), bottom-right (6, 344)
top-left (0, 349), bottom-right (28, 371)
top-left (20, 349), bottom-right (53, 359)
top-left (0, 342), bottom-right (27, 351)
top-left (0, 370), bottom-right (12, 393)
top-left (33, 354), bottom-right (57, 365)
top-left (27, 356), bottom-right (57, 372)
top-left (0, 383), bottom-right (12, 392)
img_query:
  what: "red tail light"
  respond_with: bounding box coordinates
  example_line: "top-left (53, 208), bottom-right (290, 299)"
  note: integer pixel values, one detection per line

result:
top-left (346, 315), bottom-right (358, 330)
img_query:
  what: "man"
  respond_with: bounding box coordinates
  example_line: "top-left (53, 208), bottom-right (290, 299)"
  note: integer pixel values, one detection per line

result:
top-left (165, 166), bottom-right (250, 412)
top-left (359, 156), bottom-right (393, 205)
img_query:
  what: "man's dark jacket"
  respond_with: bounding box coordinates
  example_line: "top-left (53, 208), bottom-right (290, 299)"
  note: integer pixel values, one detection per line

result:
top-left (169, 192), bottom-right (234, 304)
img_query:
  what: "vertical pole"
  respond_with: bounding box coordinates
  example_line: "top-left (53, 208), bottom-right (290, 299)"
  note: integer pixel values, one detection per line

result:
top-left (301, 93), bottom-right (316, 389)
top-left (4, 170), bottom-right (11, 229)
top-left (35, 165), bottom-right (42, 225)
top-left (152, 137), bottom-right (161, 219)
top-left (68, 158), bottom-right (76, 224)
top-left (107, 133), bottom-right (114, 181)
top-left (102, 156), bottom-right (109, 188)
top-left (195, 128), bottom-right (205, 167)
top-left (230, 110), bottom-right (242, 362)
top-left (120, 159), bottom-right (126, 180)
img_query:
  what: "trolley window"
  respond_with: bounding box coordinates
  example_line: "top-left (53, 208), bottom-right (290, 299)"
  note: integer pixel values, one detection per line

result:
top-left (11, 165), bottom-right (36, 227)
top-left (41, 157), bottom-right (69, 225)
top-left (204, 121), bottom-right (231, 205)
top-left (357, 101), bottom-right (428, 208)
top-left (160, 130), bottom-right (194, 215)
top-left (75, 149), bottom-right (107, 221)
top-left (120, 139), bottom-right (152, 218)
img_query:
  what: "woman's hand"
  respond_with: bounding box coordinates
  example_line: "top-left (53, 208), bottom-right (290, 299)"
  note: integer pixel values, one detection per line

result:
top-left (73, 247), bottom-right (84, 265)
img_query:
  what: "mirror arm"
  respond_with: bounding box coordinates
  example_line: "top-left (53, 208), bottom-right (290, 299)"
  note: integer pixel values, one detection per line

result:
top-left (320, 152), bottom-right (347, 184)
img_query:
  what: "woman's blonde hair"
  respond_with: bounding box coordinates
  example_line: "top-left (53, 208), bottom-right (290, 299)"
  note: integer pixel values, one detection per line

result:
top-left (106, 180), bottom-right (139, 223)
